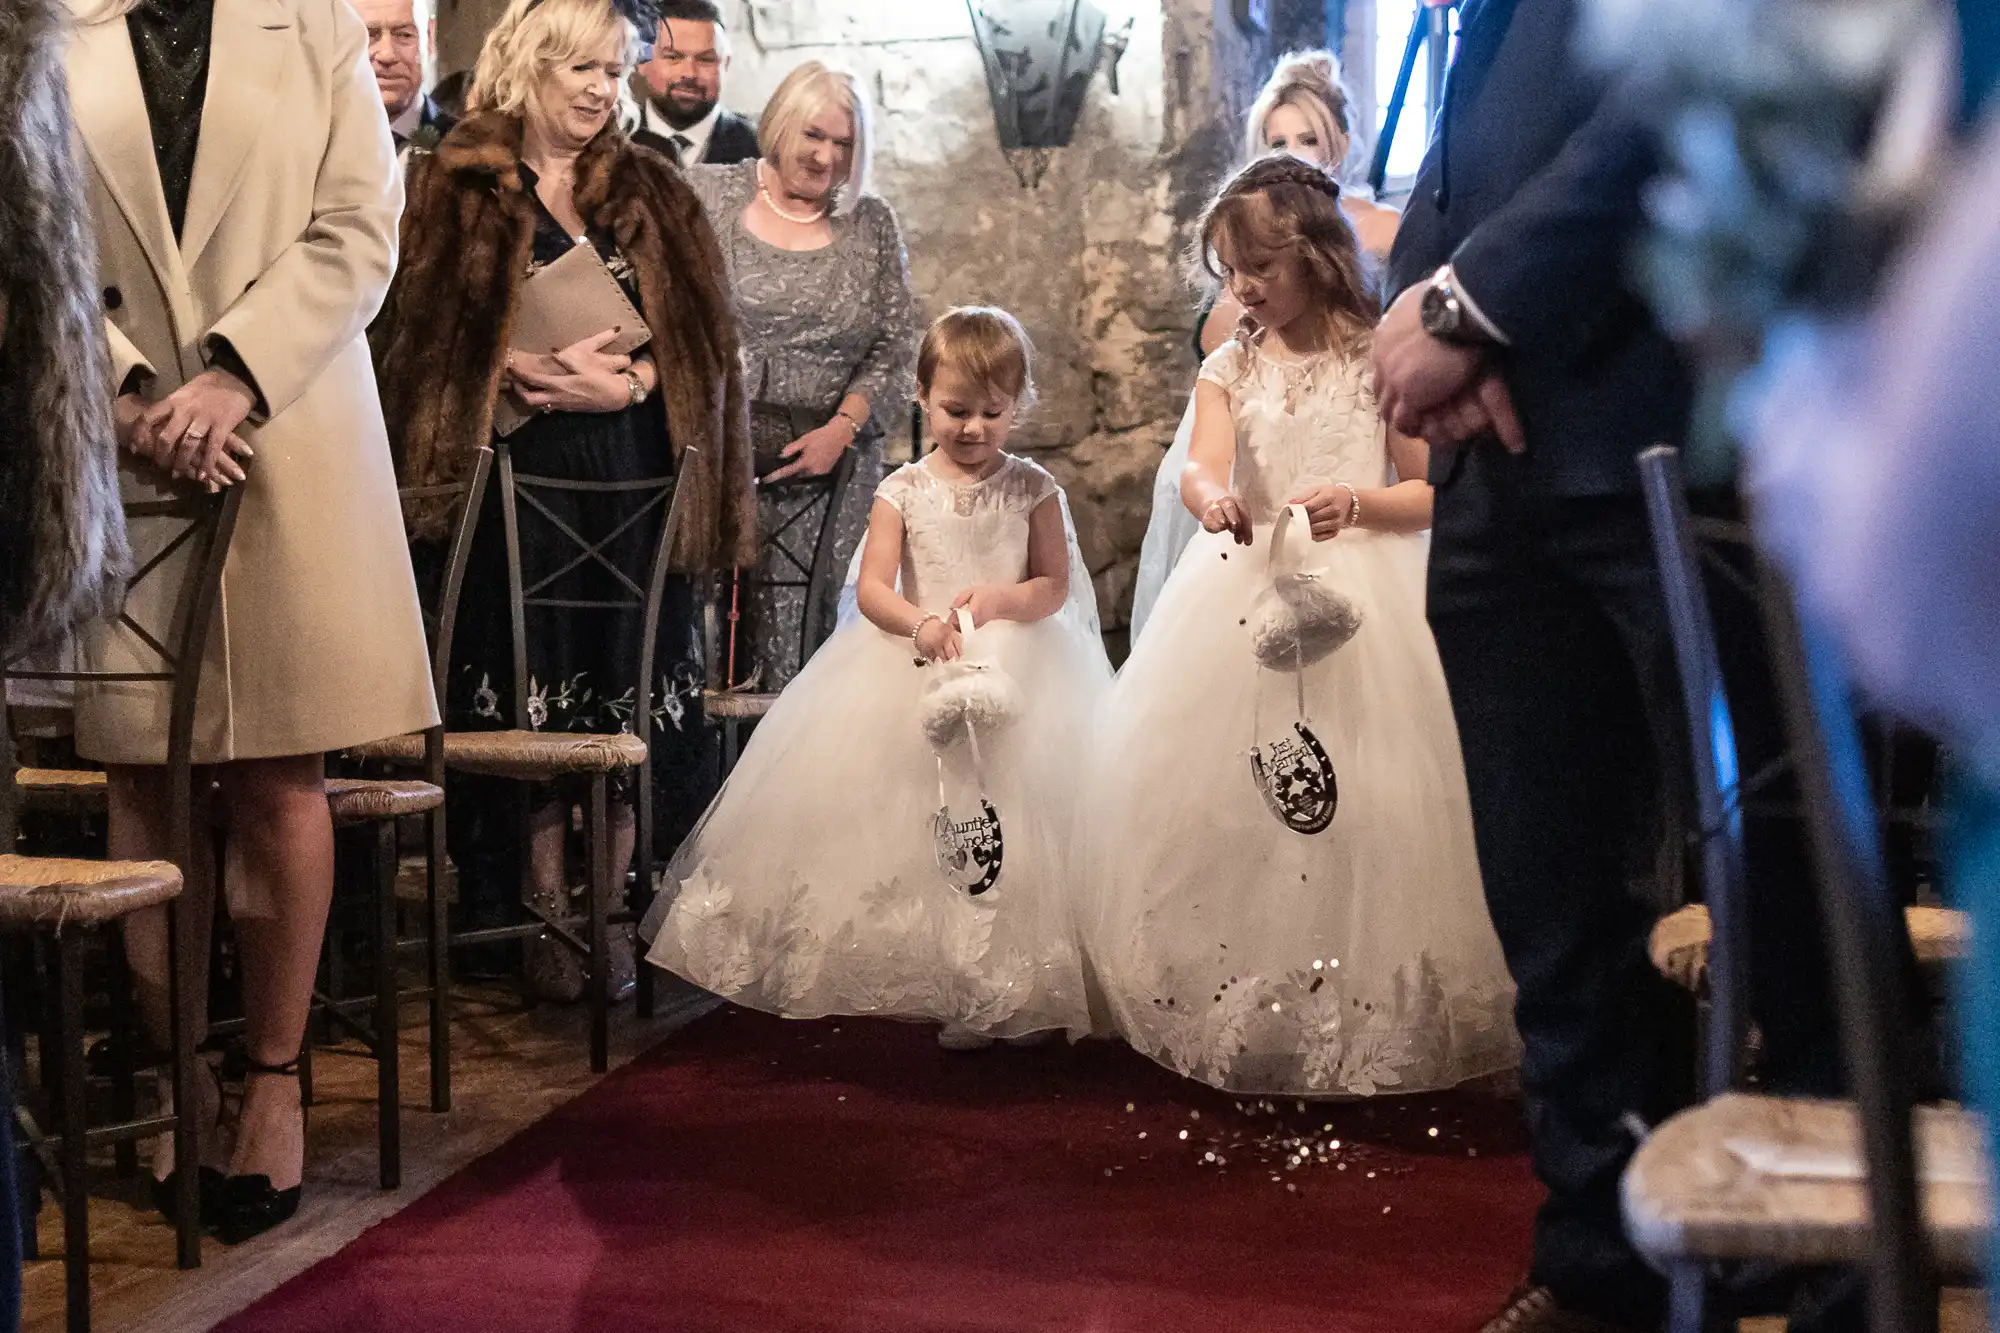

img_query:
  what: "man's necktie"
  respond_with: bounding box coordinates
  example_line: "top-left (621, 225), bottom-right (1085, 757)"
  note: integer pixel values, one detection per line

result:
top-left (670, 134), bottom-right (693, 165)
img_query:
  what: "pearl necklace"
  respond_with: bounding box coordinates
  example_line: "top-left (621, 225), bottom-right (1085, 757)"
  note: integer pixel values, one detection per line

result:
top-left (757, 162), bottom-right (829, 225)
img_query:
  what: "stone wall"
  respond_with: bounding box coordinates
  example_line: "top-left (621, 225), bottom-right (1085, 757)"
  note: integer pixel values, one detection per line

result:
top-left (437, 0), bottom-right (1333, 656)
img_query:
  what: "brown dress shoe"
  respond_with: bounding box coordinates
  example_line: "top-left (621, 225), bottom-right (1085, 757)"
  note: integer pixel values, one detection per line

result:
top-left (1476, 1286), bottom-right (1653, 1333)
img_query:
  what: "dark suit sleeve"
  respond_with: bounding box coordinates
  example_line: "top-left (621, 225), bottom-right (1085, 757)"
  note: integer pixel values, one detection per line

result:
top-left (1447, 73), bottom-right (1661, 360)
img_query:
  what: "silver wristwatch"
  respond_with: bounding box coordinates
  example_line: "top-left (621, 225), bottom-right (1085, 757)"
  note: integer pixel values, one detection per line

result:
top-left (1419, 265), bottom-right (1480, 344)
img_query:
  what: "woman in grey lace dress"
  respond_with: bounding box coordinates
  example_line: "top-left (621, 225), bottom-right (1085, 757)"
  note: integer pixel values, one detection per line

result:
top-left (686, 60), bottom-right (919, 691)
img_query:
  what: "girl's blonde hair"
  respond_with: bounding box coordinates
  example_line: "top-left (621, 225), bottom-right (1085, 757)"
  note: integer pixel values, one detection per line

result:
top-left (917, 307), bottom-right (1037, 409)
top-left (1194, 155), bottom-right (1378, 357)
top-left (1244, 50), bottom-right (1355, 178)
top-left (468, 0), bottom-right (640, 119)
top-left (756, 61), bottom-right (874, 217)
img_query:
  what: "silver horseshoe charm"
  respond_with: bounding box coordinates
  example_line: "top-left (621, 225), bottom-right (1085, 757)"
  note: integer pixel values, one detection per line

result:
top-left (933, 796), bottom-right (1004, 895)
top-left (1249, 721), bottom-right (1337, 835)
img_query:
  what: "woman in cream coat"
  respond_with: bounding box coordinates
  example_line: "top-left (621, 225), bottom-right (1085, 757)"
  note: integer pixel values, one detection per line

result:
top-left (67, 0), bottom-right (435, 1241)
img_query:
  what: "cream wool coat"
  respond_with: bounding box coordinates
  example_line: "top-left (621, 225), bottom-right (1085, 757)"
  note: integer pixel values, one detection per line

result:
top-left (66, 0), bottom-right (437, 764)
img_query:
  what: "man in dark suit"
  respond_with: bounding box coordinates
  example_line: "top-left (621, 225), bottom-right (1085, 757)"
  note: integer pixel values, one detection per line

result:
top-left (349, 0), bottom-right (453, 150)
top-left (628, 0), bottom-right (758, 166)
top-left (1378, 1), bottom-right (1858, 1329)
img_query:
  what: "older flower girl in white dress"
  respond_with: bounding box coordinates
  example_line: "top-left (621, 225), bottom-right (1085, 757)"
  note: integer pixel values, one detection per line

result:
top-left (1080, 159), bottom-right (1520, 1096)
top-left (646, 308), bottom-right (1110, 1047)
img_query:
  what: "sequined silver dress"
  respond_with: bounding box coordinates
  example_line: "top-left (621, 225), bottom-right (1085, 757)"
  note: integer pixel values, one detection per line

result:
top-left (686, 161), bottom-right (920, 689)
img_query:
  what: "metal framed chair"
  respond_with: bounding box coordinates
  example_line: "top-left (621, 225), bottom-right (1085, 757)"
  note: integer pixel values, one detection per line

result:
top-left (353, 445), bottom-right (694, 1074)
top-left (0, 483), bottom-right (244, 1327)
top-left (705, 447), bottom-right (859, 773)
top-left (290, 452), bottom-right (491, 1179)
top-left (1640, 464), bottom-right (1968, 1026)
top-left (1621, 446), bottom-right (1984, 1333)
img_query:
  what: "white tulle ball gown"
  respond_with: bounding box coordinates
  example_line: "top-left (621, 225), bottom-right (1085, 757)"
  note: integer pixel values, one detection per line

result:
top-left (645, 454), bottom-right (1111, 1039)
top-left (1080, 340), bottom-right (1521, 1096)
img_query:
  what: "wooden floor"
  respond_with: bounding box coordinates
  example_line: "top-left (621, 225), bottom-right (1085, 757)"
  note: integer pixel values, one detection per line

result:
top-left (20, 978), bottom-right (719, 1333)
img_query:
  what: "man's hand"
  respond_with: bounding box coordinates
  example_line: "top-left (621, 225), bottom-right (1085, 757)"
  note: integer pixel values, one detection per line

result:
top-left (1414, 372), bottom-right (1527, 453)
top-left (1374, 281), bottom-right (1485, 438)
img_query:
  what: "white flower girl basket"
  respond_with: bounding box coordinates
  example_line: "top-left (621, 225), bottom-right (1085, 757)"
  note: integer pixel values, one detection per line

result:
top-left (1249, 504), bottom-right (1363, 670)
top-left (922, 609), bottom-right (1013, 895)
top-left (1247, 505), bottom-right (1358, 835)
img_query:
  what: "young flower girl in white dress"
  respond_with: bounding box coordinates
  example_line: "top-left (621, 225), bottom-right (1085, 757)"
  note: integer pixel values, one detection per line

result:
top-left (646, 308), bottom-right (1110, 1047)
top-left (1081, 158), bottom-right (1520, 1096)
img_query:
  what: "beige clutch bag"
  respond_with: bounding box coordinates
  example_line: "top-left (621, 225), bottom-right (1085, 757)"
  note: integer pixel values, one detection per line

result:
top-left (492, 242), bottom-right (653, 438)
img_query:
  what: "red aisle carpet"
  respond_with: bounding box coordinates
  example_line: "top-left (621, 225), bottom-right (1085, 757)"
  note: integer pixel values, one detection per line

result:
top-left (218, 1008), bottom-right (1540, 1333)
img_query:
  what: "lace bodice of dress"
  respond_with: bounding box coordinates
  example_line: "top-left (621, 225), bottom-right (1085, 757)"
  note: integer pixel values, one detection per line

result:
top-left (1198, 339), bottom-right (1391, 523)
top-left (877, 454), bottom-right (1059, 611)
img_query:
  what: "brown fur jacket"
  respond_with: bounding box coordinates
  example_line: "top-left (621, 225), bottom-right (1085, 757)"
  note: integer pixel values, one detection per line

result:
top-left (371, 111), bottom-right (754, 570)
top-left (0, 0), bottom-right (128, 658)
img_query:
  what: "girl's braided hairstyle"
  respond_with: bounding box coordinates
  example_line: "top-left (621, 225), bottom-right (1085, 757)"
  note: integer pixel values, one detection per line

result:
top-left (1192, 154), bottom-right (1378, 359)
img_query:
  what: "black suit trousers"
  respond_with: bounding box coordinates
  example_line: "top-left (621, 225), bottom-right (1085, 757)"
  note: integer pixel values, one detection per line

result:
top-left (1426, 445), bottom-right (1853, 1328)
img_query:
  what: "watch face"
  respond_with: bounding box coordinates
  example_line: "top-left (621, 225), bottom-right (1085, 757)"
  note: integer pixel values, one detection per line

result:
top-left (1421, 283), bottom-right (1463, 339)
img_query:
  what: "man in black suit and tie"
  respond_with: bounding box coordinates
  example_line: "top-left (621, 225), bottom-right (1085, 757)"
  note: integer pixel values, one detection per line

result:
top-left (1378, 1), bottom-right (1861, 1329)
top-left (349, 0), bottom-right (454, 151)
top-left (629, 0), bottom-right (759, 166)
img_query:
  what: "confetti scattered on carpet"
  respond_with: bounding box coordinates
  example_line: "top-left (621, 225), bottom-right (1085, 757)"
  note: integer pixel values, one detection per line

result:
top-left (217, 1006), bottom-right (1540, 1332)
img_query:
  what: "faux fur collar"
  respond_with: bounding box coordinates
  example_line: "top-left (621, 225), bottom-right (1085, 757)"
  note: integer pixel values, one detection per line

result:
top-left (435, 111), bottom-right (629, 221)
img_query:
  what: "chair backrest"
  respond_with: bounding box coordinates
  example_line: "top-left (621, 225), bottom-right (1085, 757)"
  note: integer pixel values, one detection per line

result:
top-left (723, 449), bottom-right (858, 687)
top-left (1638, 445), bottom-right (1753, 1095)
top-left (1640, 446), bottom-right (1934, 1333)
top-left (398, 446), bottom-right (494, 705)
top-left (493, 442), bottom-right (698, 899)
top-left (1758, 569), bottom-right (1936, 1333)
top-left (0, 486), bottom-right (245, 870)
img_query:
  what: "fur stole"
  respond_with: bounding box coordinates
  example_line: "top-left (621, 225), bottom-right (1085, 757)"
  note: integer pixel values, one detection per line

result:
top-left (371, 111), bottom-right (755, 571)
top-left (0, 0), bottom-right (129, 658)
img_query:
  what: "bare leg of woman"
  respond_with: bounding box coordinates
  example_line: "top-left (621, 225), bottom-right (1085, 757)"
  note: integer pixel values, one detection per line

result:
top-left (217, 754), bottom-right (331, 1191)
top-left (109, 765), bottom-right (225, 1177)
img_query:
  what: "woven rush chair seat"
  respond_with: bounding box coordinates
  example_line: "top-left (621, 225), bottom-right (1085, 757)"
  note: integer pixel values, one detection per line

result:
top-left (703, 690), bottom-right (778, 722)
top-left (326, 777), bottom-right (443, 827)
top-left (1649, 903), bottom-right (1970, 994)
top-left (348, 729), bottom-right (647, 778)
top-left (0, 855), bottom-right (182, 930)
top-left (15, 768), bottom-right (109, 816)
top-left (1624, 1091), bottom-right (1991, 1276)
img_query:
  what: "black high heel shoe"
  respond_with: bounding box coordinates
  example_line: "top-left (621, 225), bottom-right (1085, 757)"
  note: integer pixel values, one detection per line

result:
top-left (216, 1056), bottom-right (304, 1246)
top-left (149, 1167), bottom-right (228, 1229)
top-left (150, 1061), bottom-right (229, 1228)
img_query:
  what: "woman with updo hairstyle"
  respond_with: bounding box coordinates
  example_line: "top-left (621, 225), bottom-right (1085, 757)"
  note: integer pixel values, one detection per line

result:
top-left (1130, 49), bottom-right (1404, 639)
top-left (371, 0), bottom-right (754, 994)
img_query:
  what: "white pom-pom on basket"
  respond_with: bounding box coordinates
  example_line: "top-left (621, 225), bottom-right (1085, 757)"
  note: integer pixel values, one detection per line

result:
top-left (920, 610), bottom-right (1025, 750)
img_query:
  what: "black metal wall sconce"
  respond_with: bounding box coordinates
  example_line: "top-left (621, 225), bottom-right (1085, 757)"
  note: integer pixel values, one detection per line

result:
top-left (966, 0), bottom-right (1132, 187)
